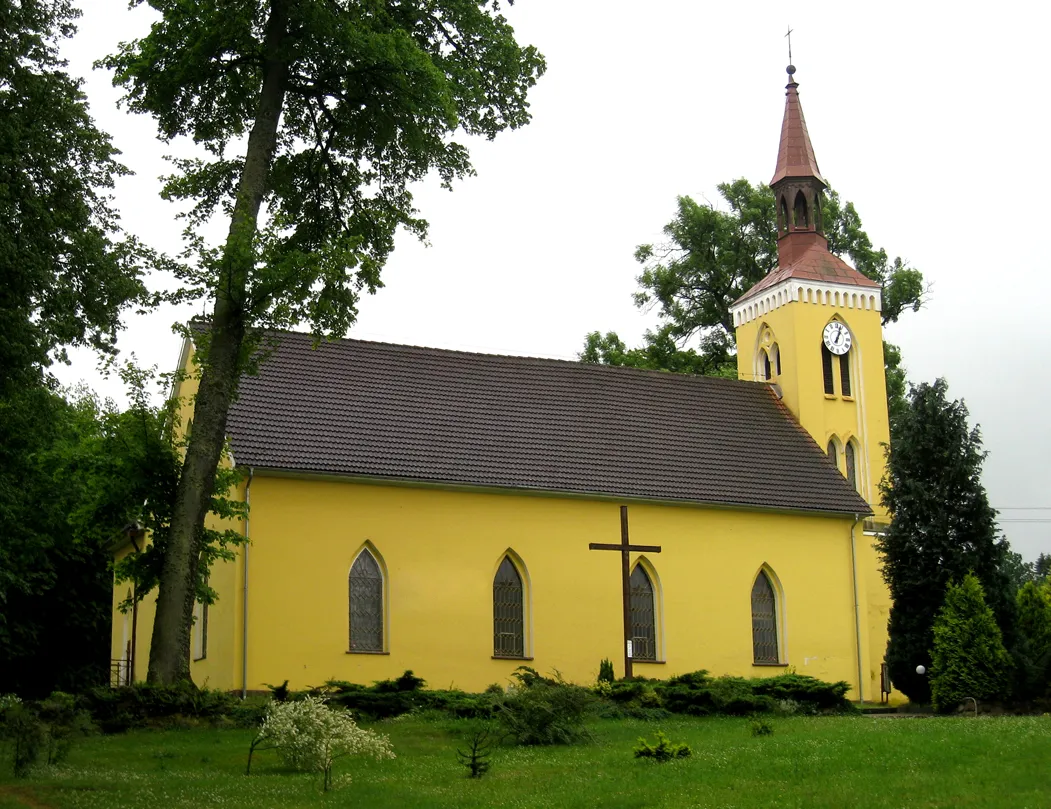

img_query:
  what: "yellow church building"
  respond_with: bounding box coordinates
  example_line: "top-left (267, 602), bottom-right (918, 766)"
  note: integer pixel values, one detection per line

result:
top-left (112, 65), bottom-right (896, 701)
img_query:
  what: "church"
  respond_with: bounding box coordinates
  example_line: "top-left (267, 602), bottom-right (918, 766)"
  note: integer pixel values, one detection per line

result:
top-left (112, 65), bottom-right (897, 701)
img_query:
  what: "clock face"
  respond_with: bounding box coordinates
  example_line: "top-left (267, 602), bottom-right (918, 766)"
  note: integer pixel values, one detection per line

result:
top-left (823, 321), bottom-right (851, 355)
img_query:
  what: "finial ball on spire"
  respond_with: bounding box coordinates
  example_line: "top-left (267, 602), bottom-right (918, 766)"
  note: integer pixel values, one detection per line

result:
top-left (786, 64), bottom-right (796, 76)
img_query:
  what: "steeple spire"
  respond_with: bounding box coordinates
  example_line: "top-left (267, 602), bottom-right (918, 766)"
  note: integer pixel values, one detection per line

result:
top-left (770, 64), bottom-right (828, 265)
top-left (771, 65), bottom-right (824, 186)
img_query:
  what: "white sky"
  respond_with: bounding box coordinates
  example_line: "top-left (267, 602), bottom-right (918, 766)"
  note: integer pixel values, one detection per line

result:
top-left (57, 1), bottom-right (1050, 560)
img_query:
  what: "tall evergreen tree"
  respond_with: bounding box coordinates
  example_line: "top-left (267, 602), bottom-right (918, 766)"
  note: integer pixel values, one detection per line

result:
top-left (930, 573), bottom-right (1012, 712)
top-left (1012, 580), bottom-right (1051, 701)
top-left (102, 0), bottom-right (546, 684)
top-left (877, 379), bottom-right (1011, 703)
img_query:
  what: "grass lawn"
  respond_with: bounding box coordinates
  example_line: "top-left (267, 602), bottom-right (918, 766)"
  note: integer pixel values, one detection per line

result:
top-left (1, 714), bottom-right (1049, 808)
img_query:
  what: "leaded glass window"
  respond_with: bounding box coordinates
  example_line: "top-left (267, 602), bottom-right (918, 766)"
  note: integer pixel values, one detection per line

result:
top-left (845, 442), bottom-right (858, 491)
top-left (349, 549), bottom-right (383, 652)
top-left (630, 564), bottom-right (657, 662)
top-left (827, 440), bottom-right (838, 471)
top-left (821, 344), bottom-right (835, 394)
top-left (493, 557), bottom-right (524, 657)
top-left (751, 571), bottom-right (779, 664)
top-left (840, 352), bottom-right (852, 397)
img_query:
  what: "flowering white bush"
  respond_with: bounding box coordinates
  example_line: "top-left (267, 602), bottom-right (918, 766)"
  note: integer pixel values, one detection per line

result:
top-left (254, 697), bottom-right (394, 790)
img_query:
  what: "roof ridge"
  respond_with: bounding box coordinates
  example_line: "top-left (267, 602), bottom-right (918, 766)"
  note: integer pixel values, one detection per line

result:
top-left (249, 326), bottom-right (770, 391)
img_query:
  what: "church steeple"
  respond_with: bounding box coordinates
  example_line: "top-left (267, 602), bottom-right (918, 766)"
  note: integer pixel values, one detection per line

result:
top-left (771, 65), bottom-right (828, 266)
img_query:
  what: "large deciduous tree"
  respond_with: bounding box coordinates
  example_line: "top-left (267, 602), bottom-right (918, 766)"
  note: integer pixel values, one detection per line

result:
top-left (580, 180), bottom-right (924, 416)
top-left (103, 0), bottom-right (546, 684)
top-left (0, 0), bottom-right (150, 391)
top-left (0, 0), bottom-right (156, 692)
top-left (876, 379), bottom-right (1012, 703)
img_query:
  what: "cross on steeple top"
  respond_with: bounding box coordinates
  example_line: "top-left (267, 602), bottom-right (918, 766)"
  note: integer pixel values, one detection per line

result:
top-left (785, 25), bottom-right (794, 65)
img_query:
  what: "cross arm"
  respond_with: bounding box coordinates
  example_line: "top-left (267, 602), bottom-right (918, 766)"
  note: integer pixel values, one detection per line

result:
top-left (588, 543), bottom-right (663, 553)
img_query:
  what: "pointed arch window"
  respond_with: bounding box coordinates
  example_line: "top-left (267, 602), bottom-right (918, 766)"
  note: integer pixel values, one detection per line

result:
top-left (779, 195), bottom-right (790, 233)
top-left (845, 441), bottom-right (858, 491)
top-left (192, 599), bottom-right (208, 661)
top-left (772, 343), bottom-right (781, 376)
top-left (793, 190), bottom-right (809, 229)
top-left (821, 344), bottom-right (835, 394)
top-left (751, 570), bottom-right (780, 664)
top-left (763, 350), bottom-right (772, 380)
top-left (839, 352), bottom-right (852, 397)
top-left (349, 548), bottom-right (384, 653)
top-left (494, 556), bottom-right (524, 658)
top-left (630, 564), bottom-right (657, 662)
top-left (827, 440), bottom-right (838, 472)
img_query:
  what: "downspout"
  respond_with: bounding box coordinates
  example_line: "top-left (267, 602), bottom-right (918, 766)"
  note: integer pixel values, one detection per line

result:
top-left (241, 468), bottom-right (254, 699)
top-left (850, 515), bottom-right (865, 703)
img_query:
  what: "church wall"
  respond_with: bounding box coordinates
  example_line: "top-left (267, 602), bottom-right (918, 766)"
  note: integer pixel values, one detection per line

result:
top-left (230, 475), bottom-right (871, 696)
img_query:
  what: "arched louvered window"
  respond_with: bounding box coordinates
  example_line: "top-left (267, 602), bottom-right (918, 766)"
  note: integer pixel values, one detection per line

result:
top-left (839, 352), bottom-right (852, 397)
top-left (630, 564), bottom-right (657, 662)
top-left (751, 570), bottom-right (779, 664)
top-left (349, 549), bottom-right (384, 652)
top-left (821, 344), bottom-right (835, 394)
top-left (793, 190), bottom-right (809, 229)
top-left (845, 441), bottom-right (858, 491)
top-left (827, 440), bottom-right (838, 472)
top-left (494, 556), bottom-right (524, 657)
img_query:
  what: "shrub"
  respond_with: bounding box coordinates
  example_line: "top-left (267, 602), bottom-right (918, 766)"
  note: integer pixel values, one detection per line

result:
top-left (750, 717), bottom-right (774, 736)
top-left (656, 675), bottom-right (773, 716)
top-left (751, 674), bottom-right (853, 712)
top-left (495, 674), bottom-right (593, 746)
top-left (598, 658), bottom-right (615, 684)
top-left (633, 730), bottom-right (691, 762)
top-left (931, 573), bottom-right (1013, 712)
top-left (2, 704), bottom-right (45, 777)
top-left (80, 683), bottom-right (236, 732)
top-left (1012, 581), bottom-right (1051, 701)
top-left (456, 724), bottom-right (493, 778)
top-left (37, 691), bottom-right (94, 765)
top-left (250, 696), bottom-right (394, 791)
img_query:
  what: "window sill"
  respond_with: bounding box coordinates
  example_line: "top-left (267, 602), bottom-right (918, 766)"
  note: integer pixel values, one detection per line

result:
top-left (193, 656), bottom-right (206, 663)
top-left (823, 394), bottom-right (837, 400)
top-left (633, 659), bottom-right (666, 664)
top-left (842, 395), bottom-right (855, 402)
top-left (752, 661), bottom-right (789, 667)
top-left (347, 650), bottom-right (389, 655)
top-left (492, 655), bottom-right (533, 661)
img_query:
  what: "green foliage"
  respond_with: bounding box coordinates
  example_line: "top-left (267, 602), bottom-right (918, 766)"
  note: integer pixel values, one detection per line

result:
top-left (0, 0), bottom-right (155, 389)
top-left (750, 717), bottom-right (775, 736)
top-left (101, 0), bottom-right (546, 687)
top-left (632, 730), bottom-right (691, 762)
top-left (930, 574), bottom-right (1013, 712)
top-left (648, 671), bottom-right (851, 717)
top-left (455, 724), bottom-right (493, 779)
top-left (322, 674), bottom-right (495, 721)
top-left (598, 658), bottom-right (615, 684)
top-left (581, 180), bottom-right (924, 391)
top-left (495, 673), bottom-right (593, 746)
top-left (0, 692), bottom-right (93, 776)
top-left (80, 683), bottom-right (237, 733)
top-left (1012, 581), bottom-right (1051, 701)
top-left (878, 379), bottom-right (1013, 703)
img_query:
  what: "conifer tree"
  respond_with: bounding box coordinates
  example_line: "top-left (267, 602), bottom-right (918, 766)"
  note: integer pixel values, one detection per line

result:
top-left (877, 379), bottom-right (1011, 703)
top-left (930, 573), bottom-right (1012, 712)
top-left (1012, 580), bottom-right (1051, 701)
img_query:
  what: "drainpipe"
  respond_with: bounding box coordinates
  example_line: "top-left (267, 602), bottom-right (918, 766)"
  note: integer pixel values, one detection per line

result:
top-left (241, 468), bottom-right (254, 699)
top-left (850, 515), bottom-right (865, 703)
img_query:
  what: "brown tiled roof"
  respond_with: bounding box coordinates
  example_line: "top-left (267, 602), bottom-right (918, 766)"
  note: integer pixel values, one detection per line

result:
top-left (736, 235), bottom-right (880, 305)
top-left (224, 331), bottom-right (871, 516)
top-left (771, 77), bottom-right (824, 185)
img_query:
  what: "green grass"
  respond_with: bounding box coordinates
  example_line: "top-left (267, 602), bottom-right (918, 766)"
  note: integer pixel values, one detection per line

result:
top-left (1, 715), bottom-right (1050, 808)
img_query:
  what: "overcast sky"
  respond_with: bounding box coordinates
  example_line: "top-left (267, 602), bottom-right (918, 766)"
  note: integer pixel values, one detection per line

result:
top-left (56, 1), bottom-right (1050, 559)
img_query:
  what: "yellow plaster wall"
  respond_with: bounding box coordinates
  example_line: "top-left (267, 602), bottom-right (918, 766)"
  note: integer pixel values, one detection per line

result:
top-left (222, 477), bottom-right (873, 697)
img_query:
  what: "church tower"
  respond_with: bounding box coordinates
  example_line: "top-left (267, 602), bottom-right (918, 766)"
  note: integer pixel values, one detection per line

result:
top-left (733, 65), bottom-right (890, 522)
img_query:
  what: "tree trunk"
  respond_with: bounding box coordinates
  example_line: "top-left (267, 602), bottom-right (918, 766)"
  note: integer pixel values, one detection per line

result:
top-left (147, 0), bottom-right (290, 685)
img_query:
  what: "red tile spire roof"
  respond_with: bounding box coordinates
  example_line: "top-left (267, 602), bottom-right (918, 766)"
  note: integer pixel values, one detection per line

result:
top-left (771, 66), bottom-right (824, 185)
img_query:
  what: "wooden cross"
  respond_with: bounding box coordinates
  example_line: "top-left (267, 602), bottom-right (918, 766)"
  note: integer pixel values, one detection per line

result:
top-left (588, 505), bottom-right (661, 679)
top-left (785, 25), bottom-right (794, 64)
